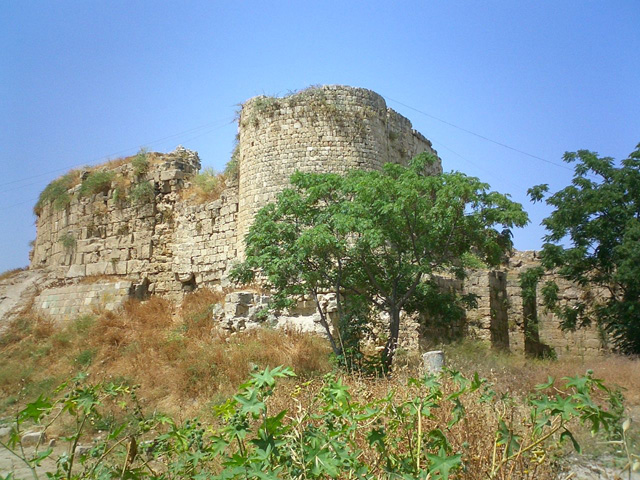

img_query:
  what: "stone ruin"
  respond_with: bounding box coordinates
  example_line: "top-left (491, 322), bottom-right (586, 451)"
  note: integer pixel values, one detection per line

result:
top-left (20, 85), bottom-right (606, 359)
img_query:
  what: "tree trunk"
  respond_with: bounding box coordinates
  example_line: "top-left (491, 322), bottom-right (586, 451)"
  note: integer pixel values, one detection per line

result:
top-left (382, 307), bottom-right (401, 372)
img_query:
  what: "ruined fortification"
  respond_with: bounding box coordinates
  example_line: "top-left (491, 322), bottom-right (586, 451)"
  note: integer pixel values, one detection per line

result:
top-left (27, 85), bottom-right (605, 359)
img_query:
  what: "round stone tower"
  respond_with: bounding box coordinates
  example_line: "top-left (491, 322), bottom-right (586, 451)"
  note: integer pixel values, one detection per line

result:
top-left (236, 85), bottom-right (441, 254)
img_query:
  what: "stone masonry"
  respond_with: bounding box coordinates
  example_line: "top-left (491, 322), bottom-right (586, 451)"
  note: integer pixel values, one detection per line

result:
top-left (27, 85), bottom-right (605, 358)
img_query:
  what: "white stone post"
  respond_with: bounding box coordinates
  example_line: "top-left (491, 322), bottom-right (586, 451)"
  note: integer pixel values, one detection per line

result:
top-left (422, 350), bottom-right (445, 374)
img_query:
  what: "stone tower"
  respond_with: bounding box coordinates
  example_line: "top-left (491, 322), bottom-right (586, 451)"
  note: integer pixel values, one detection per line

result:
top-left (236, 85), bottom-right (441, 255)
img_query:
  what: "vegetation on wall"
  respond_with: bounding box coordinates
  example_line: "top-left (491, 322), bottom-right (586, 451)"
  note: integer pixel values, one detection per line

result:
top-left (58, 232), bottom-right (76, 251)
top-left (529, 142), bottom-right (640, 354)
top-left (33, 149), bottom-right (161, 215)
top-left (130, 180), bottom-right (155, 204)
top-left (78, 170), bottom-right (115, 197)
top-left (131, 148), bottom-right (149, 176)
top-left (33, 172), bottom-right (79, 215)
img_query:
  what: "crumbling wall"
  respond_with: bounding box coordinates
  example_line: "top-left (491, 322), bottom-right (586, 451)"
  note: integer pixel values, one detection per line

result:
top-left (463, 252), bottom-right (606, 359)
top-left (171, 187), bottom-right (239, 297)
top-left (30, 147), bottom-right (205, 298)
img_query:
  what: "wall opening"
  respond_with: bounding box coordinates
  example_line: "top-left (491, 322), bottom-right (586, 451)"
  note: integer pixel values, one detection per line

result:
top-left (521, 270), bottom-right (554, 358)
top-left (489, 271), bottom-right (510, 350)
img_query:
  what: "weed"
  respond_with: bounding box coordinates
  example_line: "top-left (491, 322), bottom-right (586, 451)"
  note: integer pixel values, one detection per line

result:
top-left (183, 168), bottom-right (227, 203)
top-left (111, 184), bottom-right (126, 205)
top-left (0, 366), bottom-right (626, 480)
top-left (131, 148), bottom-right (149, 176)
top-left (59, 232), bottom-right (76, 251)
top-left (130, 180), bottom-right (155, 204)
top-left (71, 314), bottom-right (96, 335)
top-left (34, 171), bottom-right (79, 215)
top-left (74, 348), bottom-right (96, 367)
top-left (79, 170), bottom-right (115, 197)
top-left (225, 147), bottom-right (239, 181)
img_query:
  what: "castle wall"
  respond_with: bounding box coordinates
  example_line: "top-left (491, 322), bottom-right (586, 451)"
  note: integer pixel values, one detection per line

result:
top-left (464, 252), bottom-right (606, 359)
top-left (236, 85), bottom-right (441, 254)
top-left (29, 148), bottom-right (225, 300)
top-left (171, 189), bottom-right (238, 294)
top-left (34, 281), bottom-right (133, 323)
top-left (27, 85), bottom-right (607, 359)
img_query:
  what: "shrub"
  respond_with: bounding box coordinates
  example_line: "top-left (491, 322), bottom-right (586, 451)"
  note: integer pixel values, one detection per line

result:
top-left (130, 181), bottom-right (155, 204)
top-left (225, 148), bottom-right (239, 181)
top-left (59, 232), bottom-right (76, 250)
top-left (0, 367), bottom-right (626, 480)
top-left (79, 170), bottom-right (115, 197)
top-left (183, 168), bottom-right (227, 203)
top-left (74, 348), bottom-right (96, 367)
top-left (131, 148), bottom-right (149, 176)
top-left (34, 172), bottom-right (78, 215)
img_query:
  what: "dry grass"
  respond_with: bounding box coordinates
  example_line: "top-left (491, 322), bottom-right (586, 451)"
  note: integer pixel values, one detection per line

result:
top-left (2, 304), bottom-right (638, 478)
top-left (442, 340), bottom-right (640, 406)
top-left (181, 168), bottom-right (228, 204)
top-left (0, 267), bottom-right (26, 282)
top-left (0, 295), bottom-right (332, 421)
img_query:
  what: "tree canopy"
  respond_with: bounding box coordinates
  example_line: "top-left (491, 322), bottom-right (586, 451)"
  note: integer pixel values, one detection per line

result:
top-left (233, 153), bottom-right (529, 370)
top-left (528, 143), bottom-right (640, 354)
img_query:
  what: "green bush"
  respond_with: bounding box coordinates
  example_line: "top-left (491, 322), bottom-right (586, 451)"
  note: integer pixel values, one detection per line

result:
top-left (74, 349), bottom-right (96, 368)
top-left (130, 181), bottom-right (155, 204)
top-left (59, 232), bottom-right (76, 250)
top-left (79, 170), bottom-right (115, 197)
top-left (193, 168), bottom-right (221, 194)
top-left (225, 147), bottom-right (239, 181)
top-left (111, 184), bottom-right (126, 204)
top-left (131, 148), bottom-right (149, 176)
top-left (0, 367), bottom-right (626, 480)
top-left (34, 173), bottom-right (76, 215)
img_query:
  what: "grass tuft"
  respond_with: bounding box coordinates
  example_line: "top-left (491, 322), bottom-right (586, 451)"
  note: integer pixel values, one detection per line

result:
top-left (34, 171), bottom-right (80, 215)
top-left (130, 181), bottom-right (155, 204)
top-left (79, 170), bottom-right (115, 197)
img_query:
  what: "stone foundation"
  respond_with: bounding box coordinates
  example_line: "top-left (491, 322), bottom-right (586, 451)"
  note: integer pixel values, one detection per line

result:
top-left (33, 281), bottom-right (133, 323)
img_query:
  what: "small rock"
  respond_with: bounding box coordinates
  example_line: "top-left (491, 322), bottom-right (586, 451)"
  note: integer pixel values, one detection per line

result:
top-left (21, 431), bottom-right (46, 446)
top-left (48, 438), bottom-right (56, 447)
top-left (74, 445), bottom-right (92, 456)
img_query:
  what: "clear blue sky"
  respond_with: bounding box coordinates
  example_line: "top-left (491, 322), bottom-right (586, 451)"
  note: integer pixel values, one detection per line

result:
top-left (1, 1), bottom-right (638, 272)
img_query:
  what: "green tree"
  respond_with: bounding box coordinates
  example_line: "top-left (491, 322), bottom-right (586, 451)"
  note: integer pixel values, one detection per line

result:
top-left (528, 143), bottom-right (640, 354)
top-left (233, 154), bottom-right (528, 370)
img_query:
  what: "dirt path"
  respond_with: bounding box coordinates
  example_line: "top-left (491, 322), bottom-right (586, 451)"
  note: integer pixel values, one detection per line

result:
top-left (0, 445), bottom-right (59, 479)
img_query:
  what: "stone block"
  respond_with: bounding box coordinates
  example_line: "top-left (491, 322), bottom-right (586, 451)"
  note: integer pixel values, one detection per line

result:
top-left (86, 262), bottom-right (108, 276)
top-left (66, 264), bottom-right (87, 278)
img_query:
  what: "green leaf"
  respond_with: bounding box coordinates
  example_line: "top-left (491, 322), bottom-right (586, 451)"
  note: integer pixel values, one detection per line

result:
top-left (18, 395), bottom-right (52, 423)
top-left (560, 429), bottom-right (581, 453)
top-left (535, 376), bottom-right (555, 391)
top-left (426, 449), bottom-right (462, 479)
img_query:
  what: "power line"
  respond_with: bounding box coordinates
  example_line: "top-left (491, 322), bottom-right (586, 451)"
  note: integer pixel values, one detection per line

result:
top-left (0, 118), bottom-right (236, 208)
top-left (381, 94), bottom-right (572, 171)
top-left (0, 117), bottom-right (236, 189)
top-left (429, 138), bottom-right (528, 193)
